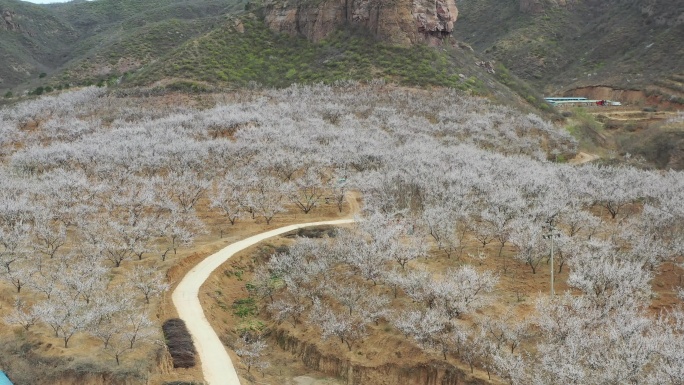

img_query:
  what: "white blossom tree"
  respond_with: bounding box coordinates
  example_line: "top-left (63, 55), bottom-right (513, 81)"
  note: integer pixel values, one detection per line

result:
top-left (235, 335), bottom-right (270, 373)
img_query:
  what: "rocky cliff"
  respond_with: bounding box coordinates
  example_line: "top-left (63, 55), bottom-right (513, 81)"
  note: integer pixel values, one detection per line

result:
top-left (264, 0), bottom-right (458, 46)
top-left (1, 10), bottom-right (20, 31)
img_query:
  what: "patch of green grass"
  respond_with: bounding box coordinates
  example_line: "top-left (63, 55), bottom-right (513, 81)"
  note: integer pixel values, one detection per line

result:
top-left (235, 319), bottom-right (265, 335)
top-left (495, 63), bottom-right (560, 118)
top-left (565, 108), bottom-right (607, 154)
top-left (224, 268), bottom-right (245, 281)
top-left (232, 297), bottom-right (258, 318)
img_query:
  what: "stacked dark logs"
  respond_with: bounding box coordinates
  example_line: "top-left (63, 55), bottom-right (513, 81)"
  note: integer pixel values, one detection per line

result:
top-left (162, 319), bottom-right (197, 369)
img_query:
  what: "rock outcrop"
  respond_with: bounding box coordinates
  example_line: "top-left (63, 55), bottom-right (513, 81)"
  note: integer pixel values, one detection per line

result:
top-left (639, 1), bottom-right (684, 26)
top-left (264, 0), bottom-right (458, 46)
top-left (1, 10), bottom-right (20, 32)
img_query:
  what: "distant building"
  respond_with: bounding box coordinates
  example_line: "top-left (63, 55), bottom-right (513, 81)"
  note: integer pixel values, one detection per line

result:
top-left (0, 371), bottom-right (13, 385)
top-left (544, 97), bottom-right (621, 107)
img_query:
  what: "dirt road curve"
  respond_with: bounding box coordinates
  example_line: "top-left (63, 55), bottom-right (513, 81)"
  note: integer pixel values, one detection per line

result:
top-left (569, 151), bottom-right (600, 164)
top-left (172, 219), bottom-right (356, 385)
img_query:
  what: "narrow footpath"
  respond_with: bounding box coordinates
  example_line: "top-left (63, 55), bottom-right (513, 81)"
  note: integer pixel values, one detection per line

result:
top-left (172, 219), bottom-right (356, 385)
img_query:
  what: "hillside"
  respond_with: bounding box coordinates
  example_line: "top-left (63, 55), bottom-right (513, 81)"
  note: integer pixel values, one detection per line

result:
top-left (454, 0), bottom-right (684, 99)
top-left (126, 16), bottom-right (550, 113)
top-left (0, 0), bottom-right (557, 116)
top-left (2, 85), bottom-right (684, 385)
top-left (0, 0), bottom-right (244, 93)
top-left (2, 0), bottom-right (683, 107)
top-left (0, 0), bottom-right (77, 89)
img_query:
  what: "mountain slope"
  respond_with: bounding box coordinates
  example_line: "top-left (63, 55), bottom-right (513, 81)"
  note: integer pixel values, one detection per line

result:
top-left (127, 15), bottom-right (552, 114)
top-left (0, 0), bottom-right (78, 89)
top-left (0, 0), bottom-right (553, 115)
top-left (0, 0), bottom-right (243, 92)
top-left (2, 0), bottom-right (683, 104)
top-left (454, 0), bottom-right (684, 95)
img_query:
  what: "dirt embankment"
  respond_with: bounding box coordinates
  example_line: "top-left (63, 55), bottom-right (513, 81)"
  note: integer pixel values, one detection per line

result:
top-left (40, 373), bottom-right (145, 385)
top-left (568, 86), bottom-right (684, 109)
top-left (568, 86), bottom-right (646, 104)
top-left (274, 329), bottom-right (488, 385)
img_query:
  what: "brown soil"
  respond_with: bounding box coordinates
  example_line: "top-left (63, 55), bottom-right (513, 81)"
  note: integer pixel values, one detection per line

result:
top-left (199, 197), bottom-right (684, 385)
top-left (198, 221), bottom-right (575, 384)
top-left (156, 193), bottom-right (361, 385)
top-left (0, 189), bottom-right (360, 384)
top-left (568, 151), bottom-right (599, 164)
top-left (568, 86), bottom-right (684, 110)
top-left (200, 235), bottom-right (497, 385)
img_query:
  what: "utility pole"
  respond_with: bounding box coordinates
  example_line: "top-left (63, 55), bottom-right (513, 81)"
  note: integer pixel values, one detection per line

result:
top-left (543, 224), bottom-right (561, 297)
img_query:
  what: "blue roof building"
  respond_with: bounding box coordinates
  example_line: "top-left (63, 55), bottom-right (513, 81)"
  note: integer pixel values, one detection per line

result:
top-left (0, 371), bottom-right (13, 385)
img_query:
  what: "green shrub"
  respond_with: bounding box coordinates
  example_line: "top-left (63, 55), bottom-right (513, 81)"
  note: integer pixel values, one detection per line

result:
top-left (236, 319), bottom-right (265, 335)
top-left (165, 80), bottom-right (212, 93)
top-left (232, 297), bottom-right (257, 318)
top-left (130, 19), bottom-right (481, 90)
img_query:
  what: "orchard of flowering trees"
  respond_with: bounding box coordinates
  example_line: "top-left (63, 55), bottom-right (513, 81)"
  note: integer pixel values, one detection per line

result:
top-left (0, 83), bottom-right (684, 383)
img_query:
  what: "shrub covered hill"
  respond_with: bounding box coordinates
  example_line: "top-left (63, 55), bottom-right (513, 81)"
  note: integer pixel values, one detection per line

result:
top-left (455, 0), bottom-right (684, 101)
top-left (3, 0), bottom-right (681, 107)
top-left (0, 0), bottom-right (244, 92)
top-left (0, 0), bottom-right (555, 114)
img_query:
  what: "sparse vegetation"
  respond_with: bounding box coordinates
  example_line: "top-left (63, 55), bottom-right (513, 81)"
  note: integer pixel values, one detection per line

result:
top-left (456, 0), bottom-right (684, 89)
top-left (232, 297), bottom-right (258, 318)
top-left (565, 108), bottom-right (608, 154)
top-left (0, 0), bottom-right (244, 94)
top-left (130, 19), bottom-right (483, 92)
top-left (617, 120), bottom-right (684, 169)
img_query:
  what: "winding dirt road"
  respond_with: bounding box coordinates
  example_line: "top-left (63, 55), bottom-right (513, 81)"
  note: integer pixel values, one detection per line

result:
top-left (172, 218), bottom-right (355, 385)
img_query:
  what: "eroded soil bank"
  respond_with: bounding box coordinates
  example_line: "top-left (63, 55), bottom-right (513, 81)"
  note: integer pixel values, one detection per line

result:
top-left (568, 86), bottom-right (684, 109)
top-left (273, 329), bottom-right (489, 385)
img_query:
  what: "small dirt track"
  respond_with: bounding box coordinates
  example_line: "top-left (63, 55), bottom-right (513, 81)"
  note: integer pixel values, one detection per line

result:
top-left (172, 219), bottom-right (356, 385)
top-left (569, 151), bottom-right (600, 164)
